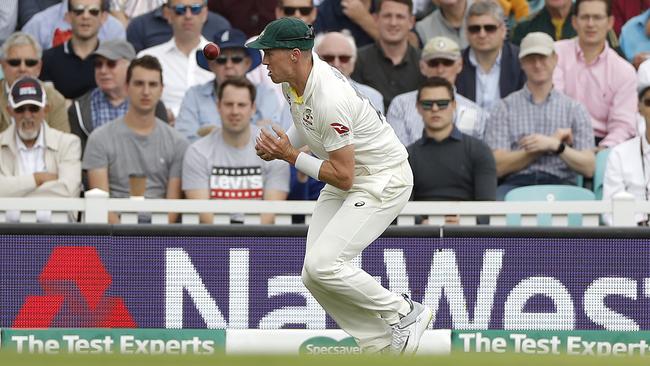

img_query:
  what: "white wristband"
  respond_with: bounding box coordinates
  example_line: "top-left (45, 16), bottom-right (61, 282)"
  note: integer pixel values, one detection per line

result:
top-left (295, 152), bottom-right (323, 180)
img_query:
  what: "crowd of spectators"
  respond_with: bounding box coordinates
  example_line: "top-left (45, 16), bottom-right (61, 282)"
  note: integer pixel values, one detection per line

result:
top-left (0, 0), bottom-right (649, 225)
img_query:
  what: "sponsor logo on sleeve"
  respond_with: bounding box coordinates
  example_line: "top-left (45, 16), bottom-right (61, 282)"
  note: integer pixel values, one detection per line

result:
top-left (330, 123), bottom-right (349, 136)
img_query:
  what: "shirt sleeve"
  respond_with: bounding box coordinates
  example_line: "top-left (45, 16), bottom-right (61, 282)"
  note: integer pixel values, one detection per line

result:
top-left (263, 159), bottom-right (290, 193)
top-left (170, 135), bottom-right (189, 179)
top-left (82, 128), bottom-right (110, 170)
top-left (318, 96), bottom-right (354, 152)
top-left (601, 63), bottom-right (638, 147)
top-left (571, 102), bottom-right (596, 151)
top-left (483, 100), bottom-right (510, 150)
top-left (0, 0), bottom-right (17, 44)
top-left (472, 139), bottom-right (497, 201)
top-left (181, 143), bottom-right (209, 191)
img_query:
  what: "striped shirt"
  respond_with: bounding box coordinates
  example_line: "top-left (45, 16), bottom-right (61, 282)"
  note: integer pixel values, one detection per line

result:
top-left (387, 90), bottom-right (488, 146)
top-left (90, 88), bottom-right (129, 130)
top-left (485, 85), bottom-right (594, 180)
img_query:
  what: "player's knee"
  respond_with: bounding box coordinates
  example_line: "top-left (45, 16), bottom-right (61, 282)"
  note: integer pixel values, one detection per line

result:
top-left (303, 255), bottom-right (339, 281)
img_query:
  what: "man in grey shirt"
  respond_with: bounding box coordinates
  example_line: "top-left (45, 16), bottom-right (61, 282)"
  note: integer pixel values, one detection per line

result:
top-left (182, 77), bottom-right (289, 224)
top-left (83, 56), bottom-right (189, 223)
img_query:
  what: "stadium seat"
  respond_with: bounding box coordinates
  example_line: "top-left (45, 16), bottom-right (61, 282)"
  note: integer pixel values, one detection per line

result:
top-left (593, 148), bottom-right (611, 200)
top-left (505, 184), bottom-right (596, 226)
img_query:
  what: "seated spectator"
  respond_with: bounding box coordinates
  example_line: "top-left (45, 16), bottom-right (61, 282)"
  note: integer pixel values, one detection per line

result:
top-left (0, 77), bottom-right (81, 222)
top-left (408, 76), bottom-right (496, 225)
top-left (612, 0), bottom-right (649, 36)
top-left (40, 0), bottom-right (110, 99)
top-left (486, 32), bottom-right (595, 200)
top-left (352, 0), bottom-right (423, 111)
top-left (603, 59), bottom-right (650, 226)
top-left (177, 28), bottom-right (288, 142)
top-left (208, 0), bottom-right (277, 37)
top-left (22, 0), bottom-right (125, 50)
top-left (314, 31), bottom-right (384, 114)
top-left (620, 8), bottom-right (650, 68)
top-left (0, 1), bottom-right (18, 46)
top-left (137, 0), bottom-right (215, 118)
top-left (314, 0), bottom-right (377, 48)
top-left (126, 1), bottom-right (230, 53)
top-left (182, 77), bottom-right (290, 224)
top-left (553, 0), bottom-right (637, 149)
top-left (456, 0), bottom-right (526, 110)
top-left (511, 0), bottom-right (575, 45)
top-left (388, 36), bottom-right (488, 146)
top-left (83, 56), bottom-right (189, 224)
top-left (415, 0), bottom-right (470, 50)
top-left (1, 32), bottom-right (70, 134)
top-left (68, 39), bottom-right (168, 152)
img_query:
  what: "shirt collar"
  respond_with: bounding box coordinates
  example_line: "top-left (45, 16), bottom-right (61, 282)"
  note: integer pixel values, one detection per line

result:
top-left (521, 84), bottom-right (557, 104)
top-left (419, 125), bottom-right (462, 145)
top-left (15, 123), bottom-right (45, 151)
top-left (468, 47), bottom-right (502, 69)
top-left (573, 37), bottom-right (609, 63)
top-left (289, 51), bottom-right (320, 104)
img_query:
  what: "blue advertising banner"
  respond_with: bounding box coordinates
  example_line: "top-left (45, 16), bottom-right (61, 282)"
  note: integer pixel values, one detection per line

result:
top-left (1, 233), bottom-right (649, 330)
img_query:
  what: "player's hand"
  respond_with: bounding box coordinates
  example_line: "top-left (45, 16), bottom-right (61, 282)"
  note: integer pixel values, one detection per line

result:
top-left (255, 125), bottom-right (297, 163)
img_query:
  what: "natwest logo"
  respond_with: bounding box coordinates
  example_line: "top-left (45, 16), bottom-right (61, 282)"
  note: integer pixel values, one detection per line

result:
top-left (13, 246), bottom-right (135, 328)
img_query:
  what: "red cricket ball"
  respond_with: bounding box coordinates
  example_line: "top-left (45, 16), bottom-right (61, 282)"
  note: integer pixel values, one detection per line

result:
top-left (203, 42), bottom-right (220, 60)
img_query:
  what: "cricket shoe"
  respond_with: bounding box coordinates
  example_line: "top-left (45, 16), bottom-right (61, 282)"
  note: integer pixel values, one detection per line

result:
top-left (390, 294), bottom-right (432, 355)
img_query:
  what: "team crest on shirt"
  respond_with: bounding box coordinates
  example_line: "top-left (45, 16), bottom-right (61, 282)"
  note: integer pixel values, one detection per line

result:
top-left (330, 123), bottom-right (349, 136)
top-left (302, 108), bottom-right (315, 130)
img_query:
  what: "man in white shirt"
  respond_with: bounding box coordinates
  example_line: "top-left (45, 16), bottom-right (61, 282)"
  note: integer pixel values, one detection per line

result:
top-left (137, 0), bottom-right (214, 118)
top-left (603, 59), bottom-right (650, 225)
top-left (249, 17), bottom-right (431, 355)
top-left (0, 77), bottom-right (82, 222)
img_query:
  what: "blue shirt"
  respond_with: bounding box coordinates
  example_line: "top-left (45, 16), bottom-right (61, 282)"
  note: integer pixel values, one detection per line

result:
top-left (469, 49), bottom-right (502, 110)
top-left (89, 88), bottom-right (129, 130)
top-left (126, 5), bottom-right (230, 53)
top-left (175, 80), bottom-right (291, 142)
top-left (314, 0), bottom-right (375, 48)
top-left (620, 9), bottom-right (650, 62)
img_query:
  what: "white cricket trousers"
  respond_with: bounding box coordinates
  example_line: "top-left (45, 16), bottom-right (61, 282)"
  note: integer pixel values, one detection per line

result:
top-left (301, 160), bottom-right (413, 352)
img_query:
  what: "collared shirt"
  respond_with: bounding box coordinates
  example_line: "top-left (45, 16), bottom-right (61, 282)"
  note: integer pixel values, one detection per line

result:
top-left (137, 37), bottom-right (215, 117)
top-left (408, 125), bottom-right (496, 201)
top-left (89, 88), bottom-right (129, 130)
top-left (387, 90), bottom-right (488, 146)
top-left (351, 43), bottom-right (424, 111)
top-left (175, 79), bottom-right (290, 142)
top-left (21, 0), bottom-right (125, 51)
top-left (553, 38), bottom-right (637, 147)
top-left (620, 9), bottom-right (650, 62)
top-left (40, 40), bottom-right (98, 99)
top-left (414, 1), bottom-right (472, 49)
top-left (469, 48), bottom-right (502, 110)
top-left (603, 134), bottom-right (650, 225)
top-left (485, 85), bottom-right (594, 180)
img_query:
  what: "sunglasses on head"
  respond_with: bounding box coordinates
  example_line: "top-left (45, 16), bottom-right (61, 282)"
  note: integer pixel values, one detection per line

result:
top-left (426, 58), bottom-right (455, 68)
top-left (170, 3), bottom-right (205, 15)
top-left (70, 4), bottom-right (102, 16)
top-left (320, 54), bottom-right (352, 64)
top-left (467, 24), bottom-right (499, 34)
top-left (419, 99), bottom-right (451, 110)
top-left (6, 58), bottom-right (39, 67)
top-left (282, 6), bottom-right (313, 16)
top-left (14, 105), bottom-right (41, 113)
top-left (94, 58), bottom-right (118, 69)
top-left (214, 55), bottom-right (245, 65)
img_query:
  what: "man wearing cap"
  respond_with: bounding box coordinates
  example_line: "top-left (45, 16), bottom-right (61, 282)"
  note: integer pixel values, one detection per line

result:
top-left (603, 59), bottom-right (650, 226)
top-left (486, 32), bottom-right (595, 200)
top-left (68, 39), bottom-right (170, 152)
top-left (249, 17), bottom-right (432, 355)
top-left (387, 36), bottom-right (488, 146)
top-left (176, 28), bottom-right (289, 142)
top-left (0, 76), bottom-right (81, 222)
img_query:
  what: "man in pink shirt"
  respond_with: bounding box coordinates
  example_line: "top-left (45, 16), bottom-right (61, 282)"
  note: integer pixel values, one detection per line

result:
top-left (553, 0), bottom-right (637, 149)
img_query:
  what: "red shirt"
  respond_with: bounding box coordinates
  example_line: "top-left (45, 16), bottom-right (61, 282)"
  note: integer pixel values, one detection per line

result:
top-left (612, 0), bottom-right (650, 35)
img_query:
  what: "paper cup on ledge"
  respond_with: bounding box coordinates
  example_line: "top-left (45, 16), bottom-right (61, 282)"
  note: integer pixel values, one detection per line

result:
top-left (129, 174), bottom-right (146, 200)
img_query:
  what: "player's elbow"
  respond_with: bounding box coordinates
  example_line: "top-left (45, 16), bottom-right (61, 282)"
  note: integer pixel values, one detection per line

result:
top-left (335, 173), bottom-right (354, 191)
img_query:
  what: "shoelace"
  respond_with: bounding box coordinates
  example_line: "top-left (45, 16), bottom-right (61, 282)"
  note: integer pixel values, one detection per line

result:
top-left (390, 325), bottom-right (411, 354)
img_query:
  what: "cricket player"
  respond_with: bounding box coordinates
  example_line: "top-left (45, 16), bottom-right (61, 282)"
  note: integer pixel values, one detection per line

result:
top-left (248, 17), bottom-right (432, 354)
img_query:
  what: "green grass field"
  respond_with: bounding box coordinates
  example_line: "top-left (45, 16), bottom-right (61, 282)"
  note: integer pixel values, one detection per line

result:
top-left (0, 353), bottom-right (648, 366)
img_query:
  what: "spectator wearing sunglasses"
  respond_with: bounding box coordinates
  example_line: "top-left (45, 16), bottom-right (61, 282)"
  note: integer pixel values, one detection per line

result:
top-left (314, 31), bottom-right (384, 114)
top-left (456, 1), bottom-right (526, 111)
top-left (407, 76), bottom-right (495, 225)
top-left (39, 0), bottom-right (114, 100)
top-left (0, 32), bottom-right (70, 135)
top-left (415, 0), bottom-right (471, 51)
top-left (68, 39), bottom-right (169, 153)
top-left (553, 0), bottom-right (637, 150)
top-left (21, 0), bottom-right (126, 51)
top-left (387, 36), bottom-right (488, 146)
top-left (126, 1), bottom-right (230, 53)
top-left (314, 0), bottom-right (379, 48)
top-left (351, 0), bottom-right (424, 111)
top-left (486, 32), bottom-right (595, 200)
top-left (176, 28), bottom-right (289, 142)
top-left (0, 76), bottom-right (81, 223)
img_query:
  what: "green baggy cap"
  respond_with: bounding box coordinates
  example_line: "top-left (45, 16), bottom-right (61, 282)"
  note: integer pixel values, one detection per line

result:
top-left (246, 17), bottom-right (315, 50)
